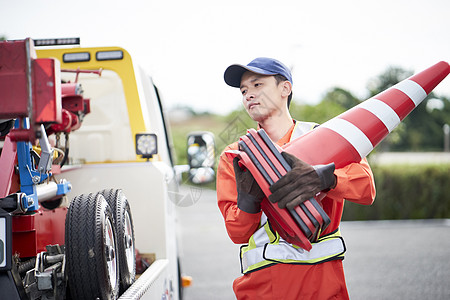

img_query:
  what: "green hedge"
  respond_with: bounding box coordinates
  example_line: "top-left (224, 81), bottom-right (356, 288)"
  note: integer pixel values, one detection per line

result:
top-left (342, 163), bottom-right (450, 221)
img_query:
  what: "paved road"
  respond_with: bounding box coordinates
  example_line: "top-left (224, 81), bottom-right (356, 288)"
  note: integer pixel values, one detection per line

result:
top-left (176, 187), bottom-right (450, 300)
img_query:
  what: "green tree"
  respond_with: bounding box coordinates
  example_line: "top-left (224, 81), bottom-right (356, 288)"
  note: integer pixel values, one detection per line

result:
top-left (367, 66), bottom-right (413, 97)
top-left (289, 87), bottom-right (356, 124)
top-left (290, 100), bottom-right (347, 124)
top-left (321, 87), bottom-right (361, 110)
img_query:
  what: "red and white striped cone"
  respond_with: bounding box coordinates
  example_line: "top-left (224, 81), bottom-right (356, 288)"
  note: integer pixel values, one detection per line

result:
top-left (227, 61), bottom-right (449, 249)
top-left (283, 61), bottom-right (450, 168)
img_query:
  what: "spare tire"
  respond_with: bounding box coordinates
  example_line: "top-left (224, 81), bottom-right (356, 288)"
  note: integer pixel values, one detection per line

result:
top-left (100, 189), bottom-right (136, 293)
top-left (65, 193), bottom-right (119, 300)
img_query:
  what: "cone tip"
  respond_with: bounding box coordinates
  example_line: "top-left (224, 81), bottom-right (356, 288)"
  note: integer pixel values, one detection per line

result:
top-left (438, 61), bottom-right (450, 70)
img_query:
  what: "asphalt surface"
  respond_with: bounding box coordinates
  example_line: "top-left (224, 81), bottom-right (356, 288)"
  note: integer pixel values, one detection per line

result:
top-left (176, 187), bottom-right (450, 300)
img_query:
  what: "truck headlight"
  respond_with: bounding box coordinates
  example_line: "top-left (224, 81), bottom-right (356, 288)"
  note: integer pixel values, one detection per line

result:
top-left (135, 133), bottom-right (158, 159)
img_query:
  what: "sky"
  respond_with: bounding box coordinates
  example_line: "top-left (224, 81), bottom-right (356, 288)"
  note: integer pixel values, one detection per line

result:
top-left (1, 0), bottom-right (450, 115)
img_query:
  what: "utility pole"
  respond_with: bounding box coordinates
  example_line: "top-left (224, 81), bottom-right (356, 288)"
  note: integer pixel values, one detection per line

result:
top-left (444, 124), bottom-right (450, 152)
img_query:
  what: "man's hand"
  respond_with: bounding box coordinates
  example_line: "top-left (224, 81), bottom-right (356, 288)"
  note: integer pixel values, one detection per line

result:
top-left (233, 157), bottom-right (265, 214)
top-left (269, 152), bottom-right (336, 210)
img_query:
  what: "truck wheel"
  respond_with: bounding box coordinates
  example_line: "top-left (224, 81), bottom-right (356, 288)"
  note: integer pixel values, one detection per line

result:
top-left (65, 193), bottom-right (119, 300)
top-left (100, 189), bottom-right (136, 293)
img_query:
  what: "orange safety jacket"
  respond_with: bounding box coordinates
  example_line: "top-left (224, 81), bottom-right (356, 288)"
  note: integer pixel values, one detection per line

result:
top-left (217, 120), bottom-right (376, 299)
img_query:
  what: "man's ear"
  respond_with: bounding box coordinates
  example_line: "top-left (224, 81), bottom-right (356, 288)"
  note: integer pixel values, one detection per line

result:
top-left (280, 81), bottom-right (292, 98)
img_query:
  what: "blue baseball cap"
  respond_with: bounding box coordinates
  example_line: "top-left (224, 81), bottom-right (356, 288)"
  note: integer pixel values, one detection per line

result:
top-left (224, 57), bottom-right (292, 88)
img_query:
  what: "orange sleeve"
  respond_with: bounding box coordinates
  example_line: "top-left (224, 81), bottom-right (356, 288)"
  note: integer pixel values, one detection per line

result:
top-left (319, 158), bottom-right (376, 235)
top-left (327, 157), bottom-right (376, 205)
top-left (216, 145), bottom-right (262, 244)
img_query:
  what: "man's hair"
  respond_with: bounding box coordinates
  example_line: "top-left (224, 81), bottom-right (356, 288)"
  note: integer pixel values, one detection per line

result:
top-left (274, 74), bottom-right (293, 108)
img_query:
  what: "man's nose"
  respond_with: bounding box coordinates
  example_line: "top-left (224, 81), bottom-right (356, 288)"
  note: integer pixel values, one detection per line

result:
top-left (245, 92), bottom-right (255, 101)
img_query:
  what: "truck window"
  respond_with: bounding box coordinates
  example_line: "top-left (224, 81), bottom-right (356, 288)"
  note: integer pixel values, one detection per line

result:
top-left (59, 70), bottom-right (135, 164)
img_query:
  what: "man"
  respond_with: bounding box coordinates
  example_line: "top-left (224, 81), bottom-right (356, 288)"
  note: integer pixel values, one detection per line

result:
top-left (216, 57), bottom-right (376, 299)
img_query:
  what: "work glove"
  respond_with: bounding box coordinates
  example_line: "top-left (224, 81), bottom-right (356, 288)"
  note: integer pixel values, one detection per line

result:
top-left (268, 152), bottom-right (336, 210)
top-left (233, 157), bottom-right (265, 214)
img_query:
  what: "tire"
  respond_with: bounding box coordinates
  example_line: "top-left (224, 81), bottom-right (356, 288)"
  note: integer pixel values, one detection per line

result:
top-left (100, 189), bottom-right (136, 293)
top-left (65, 193), bottom-right (119, 300)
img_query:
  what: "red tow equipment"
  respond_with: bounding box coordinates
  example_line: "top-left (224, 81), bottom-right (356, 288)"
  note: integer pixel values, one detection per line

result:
top-left (0, 39), bottom-right (94, 257)
top-left (0, 38), bottom-right (61, 142)
top-left (227, 61), bottom-right (450, 250)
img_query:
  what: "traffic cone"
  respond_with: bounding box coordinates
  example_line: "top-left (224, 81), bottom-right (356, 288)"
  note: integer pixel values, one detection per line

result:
top-left (283, 61), bottom-right (450, 168)
top-left (228, 61), bottom-right (450, 249)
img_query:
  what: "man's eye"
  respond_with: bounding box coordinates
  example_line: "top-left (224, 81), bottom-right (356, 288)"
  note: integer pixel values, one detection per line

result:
top-left (241, 90), bottom-right (247, 95)
top-left (255, 83), bottom-right (261, 87)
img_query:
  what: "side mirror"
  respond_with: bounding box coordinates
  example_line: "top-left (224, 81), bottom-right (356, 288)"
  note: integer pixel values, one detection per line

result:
top-left (186, 131), bottom-right (215, 184)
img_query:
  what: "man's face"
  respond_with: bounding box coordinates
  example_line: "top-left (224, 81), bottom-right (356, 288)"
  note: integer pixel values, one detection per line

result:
top-left (239, 71), bottom-right (285, 122)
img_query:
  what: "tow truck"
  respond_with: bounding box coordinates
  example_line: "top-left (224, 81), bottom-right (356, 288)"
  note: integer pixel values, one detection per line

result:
top-left (0, 38), bottom-right (216, 299)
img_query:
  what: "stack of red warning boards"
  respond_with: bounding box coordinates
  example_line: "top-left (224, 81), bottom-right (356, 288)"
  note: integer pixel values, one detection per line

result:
top-left (237, 128), bottom-right (330, 251)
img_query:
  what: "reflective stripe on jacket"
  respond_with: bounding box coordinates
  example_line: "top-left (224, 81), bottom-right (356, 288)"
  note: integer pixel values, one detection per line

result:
top-left (239, 121), bottom-right (346, 274)
top-left (240, 217), bottom-right (345, 274)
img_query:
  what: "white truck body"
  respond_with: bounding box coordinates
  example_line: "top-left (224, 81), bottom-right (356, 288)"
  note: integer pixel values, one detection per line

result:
top-left (37, 45), bottom-right (183, 299)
